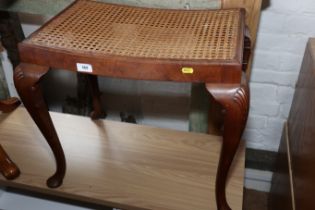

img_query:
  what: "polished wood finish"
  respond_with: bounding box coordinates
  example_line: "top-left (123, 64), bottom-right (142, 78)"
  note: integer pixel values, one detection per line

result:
top-left (0, 97), bottom-right (21, 180)
top-left (0, 107), bottom-right (245, 210)
top-left (269, 38), bottom-right (315, 210)
top-left (14, 1), bottom-right (249, 209)
top-left (287, 38), bottom-right (315, 210)
top-left (13, 63), bottom-right (66, 188)
top-left (19, 45), bottom-right (243, 82)
top-left (207, 75), bottom-right (249, 210)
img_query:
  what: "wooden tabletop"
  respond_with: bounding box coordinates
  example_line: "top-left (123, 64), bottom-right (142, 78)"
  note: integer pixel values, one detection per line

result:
top-left (0, 107), bottom-right (244, 210)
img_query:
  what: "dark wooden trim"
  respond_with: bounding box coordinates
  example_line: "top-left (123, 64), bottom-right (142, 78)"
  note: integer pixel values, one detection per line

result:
top-left (19, 43), bottom-right (242, 84)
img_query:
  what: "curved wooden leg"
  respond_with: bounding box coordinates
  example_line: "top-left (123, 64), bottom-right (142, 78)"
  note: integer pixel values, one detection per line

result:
top-left (87, 74), bottom-right (106, 119)
top-left (14, 63), bottom-right (66, 188)
top-left (0, 145), bottom-right (20, 180)
top-left (0, 97), bottom-right (21, 113)
top-left (206, 77), bottom-right (249, 210)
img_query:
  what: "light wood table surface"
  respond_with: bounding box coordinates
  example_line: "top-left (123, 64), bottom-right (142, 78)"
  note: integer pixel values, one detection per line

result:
top-left (0, 107), bottom-right (244, 210)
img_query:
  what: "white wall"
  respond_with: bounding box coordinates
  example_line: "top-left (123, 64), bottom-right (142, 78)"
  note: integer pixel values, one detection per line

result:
top-left (244, 0), bottom-right (315, 151)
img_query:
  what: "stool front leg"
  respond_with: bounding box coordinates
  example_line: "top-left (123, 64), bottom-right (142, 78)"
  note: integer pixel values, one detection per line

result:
top-left (206, 79), bottom-right (249, 210)
top-left (14, 63), bottom-right (66, 188)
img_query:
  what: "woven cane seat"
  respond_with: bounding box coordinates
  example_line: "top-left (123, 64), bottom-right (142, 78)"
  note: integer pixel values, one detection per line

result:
top-left (25, 0), bottom-right (243, 61)
top-left (19, 0), bottom-right (245, 83)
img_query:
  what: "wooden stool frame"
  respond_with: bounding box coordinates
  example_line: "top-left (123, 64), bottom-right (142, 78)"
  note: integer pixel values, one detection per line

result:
top-left (13, 1), bottom-right (251, 209)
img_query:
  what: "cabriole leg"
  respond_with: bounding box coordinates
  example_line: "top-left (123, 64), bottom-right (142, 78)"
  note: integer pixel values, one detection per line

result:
top-left (14, 63), bottom-right (66, 188)
top-left (206, 77), bottom-right (249, 210)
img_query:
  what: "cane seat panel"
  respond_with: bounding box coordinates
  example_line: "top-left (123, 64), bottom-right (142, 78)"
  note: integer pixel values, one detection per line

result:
top-left (24, 0), bottom-right (243, 62)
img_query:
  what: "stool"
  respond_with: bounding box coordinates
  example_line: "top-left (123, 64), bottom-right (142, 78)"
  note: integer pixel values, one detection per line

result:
top-left (13, 1), bottom-right (250, 209)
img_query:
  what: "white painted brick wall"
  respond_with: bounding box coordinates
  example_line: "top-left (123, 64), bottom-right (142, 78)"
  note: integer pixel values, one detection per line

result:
top-left (244, 0), bottom-right (315, 151)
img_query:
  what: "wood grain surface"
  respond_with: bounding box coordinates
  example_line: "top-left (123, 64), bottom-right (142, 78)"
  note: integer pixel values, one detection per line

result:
top-left (269, 38), bottom-right (315, 210)
top-left (286, 38), bottom-right (315, 210)
top-left (0, 107), bottom-right (244, 210)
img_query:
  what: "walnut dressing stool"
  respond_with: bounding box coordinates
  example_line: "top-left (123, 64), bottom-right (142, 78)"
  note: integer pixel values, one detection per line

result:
top-left (13, 1), bottom-right (250, 209)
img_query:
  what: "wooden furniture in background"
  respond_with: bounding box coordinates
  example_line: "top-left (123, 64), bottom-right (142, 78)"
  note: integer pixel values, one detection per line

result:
top-left (269, 38), bottom-right (315, 210)
top-left (222, 0), bottom-right (261, 75)
top-left (0, 107), bottom-right (245, 210)
top-left (13, 1), bottom-right (250, 209)
top-left (0, 97), bottom-right (20, 180)
top-left (189, 0), bottom-right (262, 134)
top-left (222, 0), bottom-right (262, 49)
top-left (269, 123), bottom-right (294, 210)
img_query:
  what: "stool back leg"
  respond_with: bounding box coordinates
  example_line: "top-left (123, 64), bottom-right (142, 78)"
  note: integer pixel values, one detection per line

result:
top-left (87, 74), bottom-right (106, 119)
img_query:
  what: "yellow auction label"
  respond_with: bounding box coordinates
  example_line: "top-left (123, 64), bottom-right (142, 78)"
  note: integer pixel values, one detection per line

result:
top-left (181, 67), bottom-right (194, 74)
